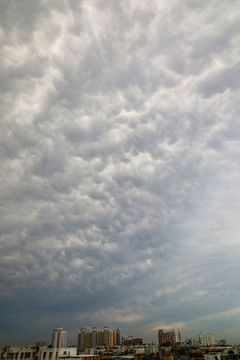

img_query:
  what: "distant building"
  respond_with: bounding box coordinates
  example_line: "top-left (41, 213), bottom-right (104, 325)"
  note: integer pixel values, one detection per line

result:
top-left (158, 329), bottom-right (175, 347)
top-left (89, 327), bottom-right (97, 348)
top-left (60, 356), bottom-right (112, 360)
top-left (102, 327), bottom-right (110, 346)
top-left (185, 338), bottom-right (193, 346)
top-left (77, 329), bottom-right (89, 353)
top-left (121, 336), bottom-right (134, 344)
top-left (77, 327), bottom-right (120, 352)
top-left (199, 334), bottom-right (215, 346)
top-left (0, 345), bottom-right (76, 360)
top-left (158, 329), bottom-right (175, 358)
top-left (123, 339), bottom-right (143, 346)
top-left (219, 339), bottom-right (226, 346)
top-left (149, 342), bottom-right (158, 353)
top-left (204, 354), bottom-right (222, 360)
top-left (52, 327), bottom-right (68, 348)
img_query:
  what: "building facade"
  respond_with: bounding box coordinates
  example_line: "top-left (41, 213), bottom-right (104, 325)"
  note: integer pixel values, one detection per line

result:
top-left (199, 334), bottom-right (215, 346)
top-left (77, 327), bottom-right (120, 353)
top-left (51, 327), bottom-right (67, 348)
top-left (158, 330), bottom-right (175, 347)
top-left (0, 346), bottom-right (76, 360)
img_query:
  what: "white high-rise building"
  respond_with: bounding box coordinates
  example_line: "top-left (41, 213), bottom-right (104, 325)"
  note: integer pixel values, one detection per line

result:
top-left (199, 333), bottom-right (215, 346)
top-left (51, 327), bottom-right (67, 348)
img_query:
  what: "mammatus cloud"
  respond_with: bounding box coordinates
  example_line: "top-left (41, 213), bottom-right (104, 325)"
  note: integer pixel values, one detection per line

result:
top-left (1, 0), bottom-right (240, 346)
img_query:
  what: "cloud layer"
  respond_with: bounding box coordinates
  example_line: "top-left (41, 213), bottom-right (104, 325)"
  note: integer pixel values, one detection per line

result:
top-left (1, 0), bottom-right (240, 346)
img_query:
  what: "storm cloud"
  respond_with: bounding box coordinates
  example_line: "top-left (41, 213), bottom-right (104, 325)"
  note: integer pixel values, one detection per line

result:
top-left (1, 0), bottom-right (240, 346)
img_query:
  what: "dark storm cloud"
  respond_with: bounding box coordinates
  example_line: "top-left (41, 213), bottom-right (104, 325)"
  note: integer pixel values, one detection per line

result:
top-left (1, 0), bottom-right (240, 346)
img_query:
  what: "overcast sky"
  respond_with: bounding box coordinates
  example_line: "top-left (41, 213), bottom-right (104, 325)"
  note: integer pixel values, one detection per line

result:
top-left (1, 0), bottom-right (240, 347)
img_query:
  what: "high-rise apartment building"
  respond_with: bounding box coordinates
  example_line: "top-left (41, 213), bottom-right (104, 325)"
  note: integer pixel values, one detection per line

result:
top-left (100, 327), bottom-right (120, 346)
top-left (114, 329), bottom-right (121, 346)
top-left (158, 329), bottom-right (175, 347)
top-left (199, 333), bottom-right (215, 346)
top-left (89, 327), bottom-right (97, 348)
top-left (51, 327), bottom-right (67, 348)
top-left (158, 329), bottom-right (175, 358)
top-left (77, 328), bottom-right (89, 353)
top-left (77, 327), bottom-right (120, 352)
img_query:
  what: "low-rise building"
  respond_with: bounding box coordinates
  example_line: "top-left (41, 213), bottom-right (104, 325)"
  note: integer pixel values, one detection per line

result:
top-left (0, 346), bottom-right (77, 360)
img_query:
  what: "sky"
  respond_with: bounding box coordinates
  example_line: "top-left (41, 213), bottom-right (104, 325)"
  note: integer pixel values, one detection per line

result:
top-left (1, 0), bottom-right (240, 347)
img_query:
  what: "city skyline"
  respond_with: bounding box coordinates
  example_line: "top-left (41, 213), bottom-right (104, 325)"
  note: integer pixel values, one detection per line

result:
top-left (0, 326), bottom-right (232, 348)
top-left (1, 0), bottom-right (240, 347)
top-left (1, 327), bottom-right (235, 360)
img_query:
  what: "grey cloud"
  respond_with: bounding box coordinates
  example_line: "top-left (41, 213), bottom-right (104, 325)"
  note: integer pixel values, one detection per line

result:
top-left (199, 63), bottom-right (240, 97)
top-left (1, 0), bottom-right (240, 346)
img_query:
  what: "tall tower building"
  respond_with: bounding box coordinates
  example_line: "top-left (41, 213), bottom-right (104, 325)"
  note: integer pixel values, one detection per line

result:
top-left (77, 326), bottom-right (121, 350)
top-left (89, 327), bottom-right (97, 348)
top-left (199, 333), bottom-right (215, 346)
top-left (51, 327), bottom-right (67, 348)
top-left (102, 326), bottom-right (109, 346)
top-left (158, 328), bottom-right (175, 356)
top-left (77, 328), bottom-right (89, 353)
top-left (178, 329), bottom-right (181, 343)
top-left (158, 329), bottom-right (175, 347)
top-left (113, 329), bottom-right (120, 345)
top-left (97, 329), bottom-right (102, 346)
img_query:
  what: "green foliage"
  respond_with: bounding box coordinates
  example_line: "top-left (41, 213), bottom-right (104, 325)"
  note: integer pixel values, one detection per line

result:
top-left (177, 348), bottom-right (187, 355)
top-left (189, 351), bottom-right (203, 358)
top-left (162, 341), bottom-right (171, 347)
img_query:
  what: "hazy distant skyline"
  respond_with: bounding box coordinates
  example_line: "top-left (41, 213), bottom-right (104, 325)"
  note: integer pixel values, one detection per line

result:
top-left (1, 0), bottom-right (240, 347)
